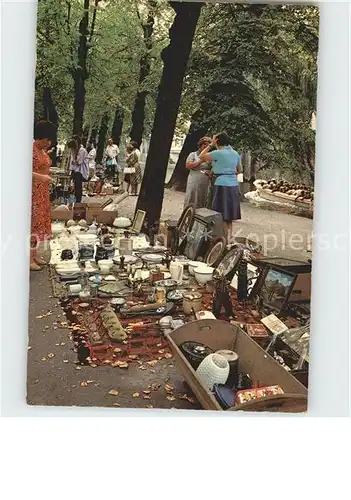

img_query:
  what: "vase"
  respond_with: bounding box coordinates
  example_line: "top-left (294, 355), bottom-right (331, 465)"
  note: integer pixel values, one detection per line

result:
top-left (196, 353), bottom-right (230, 391)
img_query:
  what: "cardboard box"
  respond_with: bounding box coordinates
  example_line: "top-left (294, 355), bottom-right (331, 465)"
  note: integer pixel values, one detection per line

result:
top-left (167, 319), bottom-right (307, 412)
top-left (51, 207), bottom-right (73, 221)
top-left (86, 207), bottom-right (118, 225)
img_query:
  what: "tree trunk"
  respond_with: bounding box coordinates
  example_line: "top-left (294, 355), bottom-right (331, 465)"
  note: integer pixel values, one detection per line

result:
top-left (111, 107), bottom-right (124, 146)
top-left (96, 113), bottom-right (109, 164)
top-left (72, 0), bottom-right (90, 136)
top-left (130, 3), bottom-right (156, 147)
top-left (135, 1), bottom-right (202, 228)
top-left (82, 126), bottom-right (89, 147)
top-left (167, 118), bottom-right (206, 191)
top-left (43, 87), bottom-right (58, 167)
top-left (90, 126), bottom-right (99, 145)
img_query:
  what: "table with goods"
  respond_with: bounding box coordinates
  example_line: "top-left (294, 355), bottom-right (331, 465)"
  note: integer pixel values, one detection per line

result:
top-left (49, 205), bottom-right (311, 412)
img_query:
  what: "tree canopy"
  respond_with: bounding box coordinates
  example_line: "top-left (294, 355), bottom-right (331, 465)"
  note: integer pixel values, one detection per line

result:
top-left (35, 1), bottom-right (318, 183)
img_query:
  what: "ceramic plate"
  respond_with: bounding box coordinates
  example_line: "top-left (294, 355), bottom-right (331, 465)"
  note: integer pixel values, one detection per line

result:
top-left (56, 268), bottom-right (81, 276)
top-left (167, 289), bottom-right (186, 301)
top-left (104, 275), bottom-right (117, 281)
top-left (76, 234), bottom-right (98, 244)
top-left (113, 255), bottom-right (139, 265)
top-left (141, 253), bottom-right (163, 263)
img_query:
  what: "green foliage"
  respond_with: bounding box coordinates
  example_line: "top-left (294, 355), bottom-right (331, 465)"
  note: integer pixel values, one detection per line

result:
top-left (178, 3), bottom-right (319, 178)
top-left (35, 1), bottom-right (318, 179)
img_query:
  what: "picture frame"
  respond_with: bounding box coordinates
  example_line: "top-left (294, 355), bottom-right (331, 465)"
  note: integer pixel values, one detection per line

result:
top-left (132, 209), bottom-right (146, 233)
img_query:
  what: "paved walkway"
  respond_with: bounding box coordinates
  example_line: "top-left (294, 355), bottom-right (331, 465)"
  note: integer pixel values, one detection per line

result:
top-left (119, 188), bottom-right (313, 260)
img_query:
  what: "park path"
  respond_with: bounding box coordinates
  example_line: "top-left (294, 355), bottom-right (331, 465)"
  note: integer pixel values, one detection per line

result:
top-left (119, 188), bottom-right (313, 260)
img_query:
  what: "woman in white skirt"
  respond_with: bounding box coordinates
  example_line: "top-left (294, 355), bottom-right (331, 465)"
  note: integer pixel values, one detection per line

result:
top-left (184, 137), bottom-right (212, 209)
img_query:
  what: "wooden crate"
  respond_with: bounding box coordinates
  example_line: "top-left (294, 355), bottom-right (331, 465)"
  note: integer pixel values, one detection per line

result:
top-left (167, 320), bottom-right (307, 413)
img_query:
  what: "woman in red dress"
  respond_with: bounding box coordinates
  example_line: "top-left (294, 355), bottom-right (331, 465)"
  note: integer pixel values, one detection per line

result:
top-left (30, 121), bottom-right (55, 271)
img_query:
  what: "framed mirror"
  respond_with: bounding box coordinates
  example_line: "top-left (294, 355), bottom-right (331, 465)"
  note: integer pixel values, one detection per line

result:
top-left (215, 246), bottom-right (243, 279)
top-left (132, 210), bottom-right (146, 233)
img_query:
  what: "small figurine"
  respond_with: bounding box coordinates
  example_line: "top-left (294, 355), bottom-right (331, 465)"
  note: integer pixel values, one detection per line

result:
top-left (119, 255), bottom-right (125, 270)
top-left (163, 252), bottom-right (172, 270)
top-left (149, 224), bottom-right (156, 247)
top-left (237, 261), bottom-right (248, 302)
top-left (212, 274), bottom-right (234, 319)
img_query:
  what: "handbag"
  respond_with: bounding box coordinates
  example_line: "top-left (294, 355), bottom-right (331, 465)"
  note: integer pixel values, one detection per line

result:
top-left (124, 167), bottom-right (135, 174)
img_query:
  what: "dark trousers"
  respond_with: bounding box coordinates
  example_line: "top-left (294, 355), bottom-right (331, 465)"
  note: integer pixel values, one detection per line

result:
top-left (72, 171), bottom-right (83, 203)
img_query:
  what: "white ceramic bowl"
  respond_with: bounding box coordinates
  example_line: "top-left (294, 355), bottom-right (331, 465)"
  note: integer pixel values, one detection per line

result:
top-left (98, 260), bottom-right (113, 273)
top-left (52, 223), bottom-right (66, 236)
top-left (56, 260), bottom-right (79, 268)
top-left (188, 260), bottom-right (202, 276)
top-left (113, 217), bottom-right (132, 228)
top-left (76, 233), bottom-right (98, 244)
top-left (194, 266), bottom-right (214, 285)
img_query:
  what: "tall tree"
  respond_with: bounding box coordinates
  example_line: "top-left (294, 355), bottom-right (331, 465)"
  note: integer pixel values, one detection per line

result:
top-left (135, 1), bottom-right (203, 227)
top-left (96, 113), bottom-right (109, 163)
top-left (129, 0), bottom-right (157, 147)
top-left (71, 0), bottom-right (101, 136)
top-left (43, 86), bottom-right (59, 167)
top-left (111, 106), bottom-right (124, 146)
top-left (167, 108), bottom-right (206, 191)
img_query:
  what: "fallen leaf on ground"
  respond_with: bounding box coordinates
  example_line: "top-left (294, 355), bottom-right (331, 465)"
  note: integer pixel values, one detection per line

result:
top-left (47, 353), bottom-right (55, 359)
top-left (149, 383), bottom-right (160, 391)
top-left (142, 390), bottom-right (151, 394)
top-left (55, 343), bottom-right (60, 346)
top-left (108, 390), bottom-right (120, 396)
top-left (164, 383), bottom-right (174, 393)
top-left (143, 395), bottom-right (151, 400)
top-left (63, 360), bottom-right (69, 363)
top-left (167, 396), bottom-right (176, 401)
top-left (186, 397), bottom-right (197, 404)
top-left (104, 360), bottom-right (112, 364)
top-left (80, 382), bottom-right (88, 387)
top-left (132, 392), bottom-right (140, 398)
top-left (139, 365), bottom-right (147, 370)
top-left (156, 343), bottom-right (162, 347)
top-left (72, 385), bottom-right (77, 388)
top-left (150, 369), bottom-right (156, 373)
top-left (145, 405), bottom-right (154, 409)
top-left (158, 349), bottom-right (165, 354)
top-left (90, 363), bottom-right (98, 368)
top-left (117, 361), bottom-right (129, 369)
top-left (76, 366), bottom-right (82, 370)
top-left (177, 394), bottom-right (188, 400)
top-left (129, 355), bottom-right (138, 360)
top-left (113, 403), bottom-right (120, 407)
top-left (147, 360), bottom-right (158, 367)
top-left (113, 348), bottom-right (122, 353)
top-left (87, 380), bottom-right (95, 384)
top-left (164, 353), bottom-right (173, 359)
top-left (60, 342), bottom-right (66, 346)
top-left (41, 357), bottom-right (47, 362)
